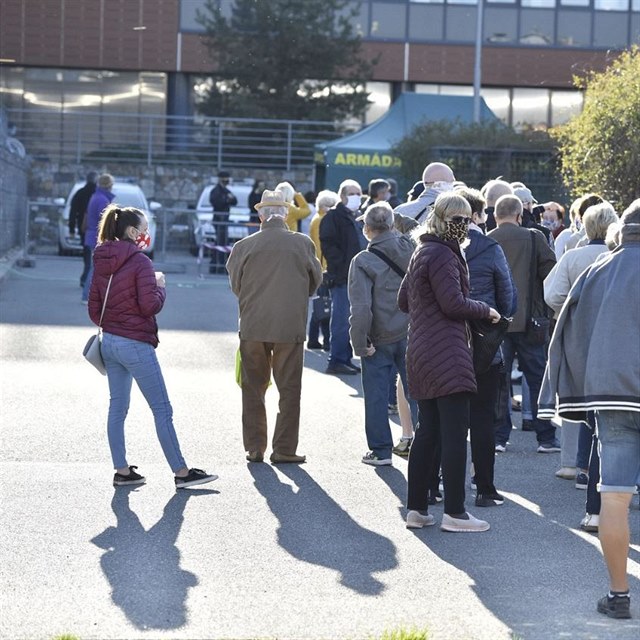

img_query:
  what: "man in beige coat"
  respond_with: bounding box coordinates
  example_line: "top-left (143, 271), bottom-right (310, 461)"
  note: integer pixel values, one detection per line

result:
top-left (226, 190), bottom-right (323, 464)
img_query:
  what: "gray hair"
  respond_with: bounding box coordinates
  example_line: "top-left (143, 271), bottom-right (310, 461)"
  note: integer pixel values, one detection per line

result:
top-left (259, 205), bottom-right (287, 220)
top-left (338, 179), bottom-right (361, 198)
top-left (363, 202), bottom-right (394, 232)
top-left (582, 202), bottom-right (618, 241)
top-left (620, 198), bottom-right (640, 243)
top-left (275, 182), bottom-right (295, 203)
top-left (494, 194), bottom-right (523, 220)
top-left (315, 189), bottom-right (339, 212)
top-left (482, 179), bottom-right (513, 207)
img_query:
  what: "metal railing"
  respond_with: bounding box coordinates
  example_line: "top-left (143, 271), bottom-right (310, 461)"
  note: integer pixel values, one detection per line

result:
top-left (6, 108), bottom-right (357, 170)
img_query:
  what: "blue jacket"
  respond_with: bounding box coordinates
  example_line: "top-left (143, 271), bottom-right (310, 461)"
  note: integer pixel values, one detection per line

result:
top-left (84, 187), bottom-right (114, 249)
top-left (465, 228), bottom-right (517, 365)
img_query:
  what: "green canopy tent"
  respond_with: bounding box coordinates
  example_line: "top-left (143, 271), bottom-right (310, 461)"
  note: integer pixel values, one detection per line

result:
top-left (314, 92), bottom-right (498, 194)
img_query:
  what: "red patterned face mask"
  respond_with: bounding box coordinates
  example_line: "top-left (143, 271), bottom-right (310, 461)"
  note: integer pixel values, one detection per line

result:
top-left (135, 232), bottom-right (151, 250)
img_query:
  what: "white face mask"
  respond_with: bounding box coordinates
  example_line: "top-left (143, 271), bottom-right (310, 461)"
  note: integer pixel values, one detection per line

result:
top-left (346, 194), bottom-right (362, 211)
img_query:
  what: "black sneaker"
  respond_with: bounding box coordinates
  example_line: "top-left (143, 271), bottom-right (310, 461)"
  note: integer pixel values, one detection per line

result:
top-left (475, 492), bottom-right (505, 507)
top-left (175, 468), bottom-right (218, 489)
top-left (597, 594), bottom-right (631, 619)
top-left (427, 489), bottom-right (443, 505)
top-left (113, 465), bottom-right (146, 486)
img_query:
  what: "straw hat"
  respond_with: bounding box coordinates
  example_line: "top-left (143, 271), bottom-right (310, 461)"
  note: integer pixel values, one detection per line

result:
top-left (254, 190), bottom-right (291, 210)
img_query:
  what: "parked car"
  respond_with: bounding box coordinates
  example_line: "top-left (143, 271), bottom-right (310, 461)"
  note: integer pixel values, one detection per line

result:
top-left (190, 179), bottom-right (255, 255)
top-left (57, 181), bottom-right (160, 258)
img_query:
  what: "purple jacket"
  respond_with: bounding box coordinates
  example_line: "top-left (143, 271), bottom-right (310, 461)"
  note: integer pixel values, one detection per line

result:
top-left (398, 234), bottom-right (491, 400)
top-left (84, 187), bottom-right (114, 249)
top-left (88, 240), bottom-right (165, 347)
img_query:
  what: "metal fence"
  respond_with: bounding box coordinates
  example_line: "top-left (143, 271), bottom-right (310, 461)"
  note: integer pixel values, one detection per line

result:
top-left (6, 108), bottom-right (356, 170)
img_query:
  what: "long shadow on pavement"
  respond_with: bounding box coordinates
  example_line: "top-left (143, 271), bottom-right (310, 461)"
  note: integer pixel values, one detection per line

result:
top-left (91, 487), bottom-right (218, 630)
top-left (249, 463), bottom-right (397, 595)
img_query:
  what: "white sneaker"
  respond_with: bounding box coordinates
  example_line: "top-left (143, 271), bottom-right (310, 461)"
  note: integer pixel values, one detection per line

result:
top-left (406, 510), bottom-right (435, 529)
top-left (441, 512), bottom-right (490, 532)
top-left (580, 513), bottom-right (599, 532)
top-left (495, 443), bottom-right (507, 453)
top-left (555, 466), bottom-right (577, 479)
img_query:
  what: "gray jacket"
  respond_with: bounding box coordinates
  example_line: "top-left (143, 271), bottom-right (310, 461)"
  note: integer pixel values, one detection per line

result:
top-left (538, 243), bottom-right (640, 422)
top-left (348, 230), bottom-right (415, 356)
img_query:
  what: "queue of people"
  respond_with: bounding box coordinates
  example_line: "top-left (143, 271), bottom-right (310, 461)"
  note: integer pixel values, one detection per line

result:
top-left (86, 165), bottom-right (638, 621)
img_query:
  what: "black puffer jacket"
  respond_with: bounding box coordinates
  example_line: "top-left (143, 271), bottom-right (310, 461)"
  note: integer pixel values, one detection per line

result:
top-left (319, 202), bottom-right (366, 287)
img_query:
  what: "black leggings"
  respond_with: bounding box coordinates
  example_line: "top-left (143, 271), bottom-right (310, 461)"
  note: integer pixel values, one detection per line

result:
top-left (470, 365), bottom-right (500, 495)
top-left (408, 392), bottom-right (471, 516)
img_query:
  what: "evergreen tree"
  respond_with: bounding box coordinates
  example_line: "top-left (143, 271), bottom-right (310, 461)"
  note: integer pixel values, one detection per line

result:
top-left (196, 0), bottom-right (374, 121)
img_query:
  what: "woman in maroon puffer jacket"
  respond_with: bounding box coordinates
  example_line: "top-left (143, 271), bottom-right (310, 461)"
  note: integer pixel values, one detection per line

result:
top-left (89, 204), bottom-right (217, 490)
top-left (398, 193), bottom-right (500, 533)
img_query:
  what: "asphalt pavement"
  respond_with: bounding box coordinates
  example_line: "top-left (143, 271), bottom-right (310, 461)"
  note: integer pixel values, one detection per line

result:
top-left (0, 252), bottom-right (639, 640)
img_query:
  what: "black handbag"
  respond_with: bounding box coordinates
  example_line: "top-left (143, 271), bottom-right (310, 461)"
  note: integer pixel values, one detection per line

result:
top-left (470, 316), bottom-right (512, 375)
top-left (312, 293), bottom-right (331, 320)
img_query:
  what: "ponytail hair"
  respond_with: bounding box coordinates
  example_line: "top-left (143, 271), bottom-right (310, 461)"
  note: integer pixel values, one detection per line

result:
top-left (98, 205), bottom-right (143, 243)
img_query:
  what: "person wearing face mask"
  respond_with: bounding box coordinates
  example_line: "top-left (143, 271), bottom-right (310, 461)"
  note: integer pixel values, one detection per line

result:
top-left (457, 187), bottom-right (516, 508)
top-left (399, 193), bottom-right (502, 532)
top-left (319, 179), bottom-right (367, 375)
top-left (82, 173), bottom-right (115, 304)
top-left (394, 162), bottom-right (456, 224)
top-left (347, 202), bottom-right (416, 466)
top-left (88, 205), bottom-right (218, 489)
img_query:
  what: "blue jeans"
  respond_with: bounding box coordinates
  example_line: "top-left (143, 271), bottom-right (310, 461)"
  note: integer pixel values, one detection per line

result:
top-left (496, 333), bottom-right (556, 445)
top-left (596, 410), bottom-right (640, 493)
top-left (101, 332), bottom-right (186, 473)
top-left (576, 421), bottom-right (593, 470)
top-left (328, 284), bottom-right (353, 366)
top-left (521, 373), bottom-right (532, 420)
top-left (361, 339), bottom-right (415, 458)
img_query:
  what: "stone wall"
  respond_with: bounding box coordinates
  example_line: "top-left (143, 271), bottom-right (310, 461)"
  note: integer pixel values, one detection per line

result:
top-left (0, 146), bottom-right (29, 255)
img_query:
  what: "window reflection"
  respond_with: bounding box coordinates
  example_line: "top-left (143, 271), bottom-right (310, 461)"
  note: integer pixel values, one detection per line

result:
top-left (446, 6), bottom-right (478, 41)
top-left (484, 8), bottom-right (518, 43)
top-left (557, 10), bottom-right (592, 46)
top-left (551, 90), bottom-right (584, 125)
top-left (409, 4), bottom-right (444, 39)
top-left (594, 11), bottom-right (630, 46)
top-left (520, 9), bottom-right (555, 45)
top-left (371, 2), bottom-right (407, 39)
top-left (512, 88), bottom-right (550, 130)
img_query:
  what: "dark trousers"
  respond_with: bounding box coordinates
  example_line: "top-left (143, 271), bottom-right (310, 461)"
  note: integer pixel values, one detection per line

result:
top-left (470, 364), bottom-right (501, 495)
top-left (408, 392), bottom-right (471, 516)
top-left (80, 245), bottom-right (92, 286)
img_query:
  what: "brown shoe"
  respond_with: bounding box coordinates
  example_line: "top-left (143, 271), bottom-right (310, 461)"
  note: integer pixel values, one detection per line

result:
top-left (246, 451), bottom-right (264, 463)
top-left (270, 453), bottom-right (306, 464)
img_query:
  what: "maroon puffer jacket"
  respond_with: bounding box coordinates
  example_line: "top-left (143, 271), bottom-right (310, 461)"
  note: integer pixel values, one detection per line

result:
top-left (88, 240), bottom-right (165, 347)
top-left (398, 234), bottom-right (491, 400)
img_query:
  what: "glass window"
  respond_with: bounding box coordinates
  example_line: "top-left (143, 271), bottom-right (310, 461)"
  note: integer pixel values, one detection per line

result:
top-left (365, 82), bottom-right (392, 124)
top-left (520, 9), bottom-right (555, 45)
top-left (593, 12), bottom-right (630, 46)
top-left (409, 5), bottom-right (444, 40)
top-left (512, 88), bottom-right (550, 129)
top-left (0, 66), bottom-right (25, 110)
top-left (414, 83), bottom-right (440, 93)
top-left (595, 0), bottom-right (629, 8)
top-left (481, 88), bottom-right (511, 124)
top-left (522, 0), bottom-right (555, 6)
top-left (445, 6), bottom-right (478, 41)
top-left (370, 3), bottom-right (407, 39)
top-left (410, 0), bottom-right (444, 4)
top-left (336, 2), bottom-right (370, 38)
top-left (180, 0), bottom-right (208, 32)
top-left (484, 8), bottom-right (518, 43)
top-left (448, 0), bottom-right (476, 4)
top-left (550, 90), bottom-right (583, 126)
top-left (439, 84), bottom-right (474, 95)
top-left (557, 10), bottom-right (592, 46)
top-left (634, 0), bottom-right (640, 9)
top-left (560, 0), bottom-right (589, 5)
top-left (633, 15), bottom-right (640, 42)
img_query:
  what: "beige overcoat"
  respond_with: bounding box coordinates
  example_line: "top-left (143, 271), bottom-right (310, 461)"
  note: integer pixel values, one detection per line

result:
top-left (226, 217), bottom-right (323, 343)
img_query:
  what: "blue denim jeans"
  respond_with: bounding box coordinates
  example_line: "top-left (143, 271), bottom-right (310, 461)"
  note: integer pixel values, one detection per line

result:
top-left (596, 410), bottom-right (640, 493)
top-left (576, 420), bottom-right (593, 470)
top-left (101, 332), bottom-right (187, 473)
top-left (328, 284), bottom-right (353, 366)
top-left (361, 339), bottom-right (415, 458)
top-left (496, 333), bottom-right (556, 446)
top-left (521, 374), bottom-right (533, 420)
